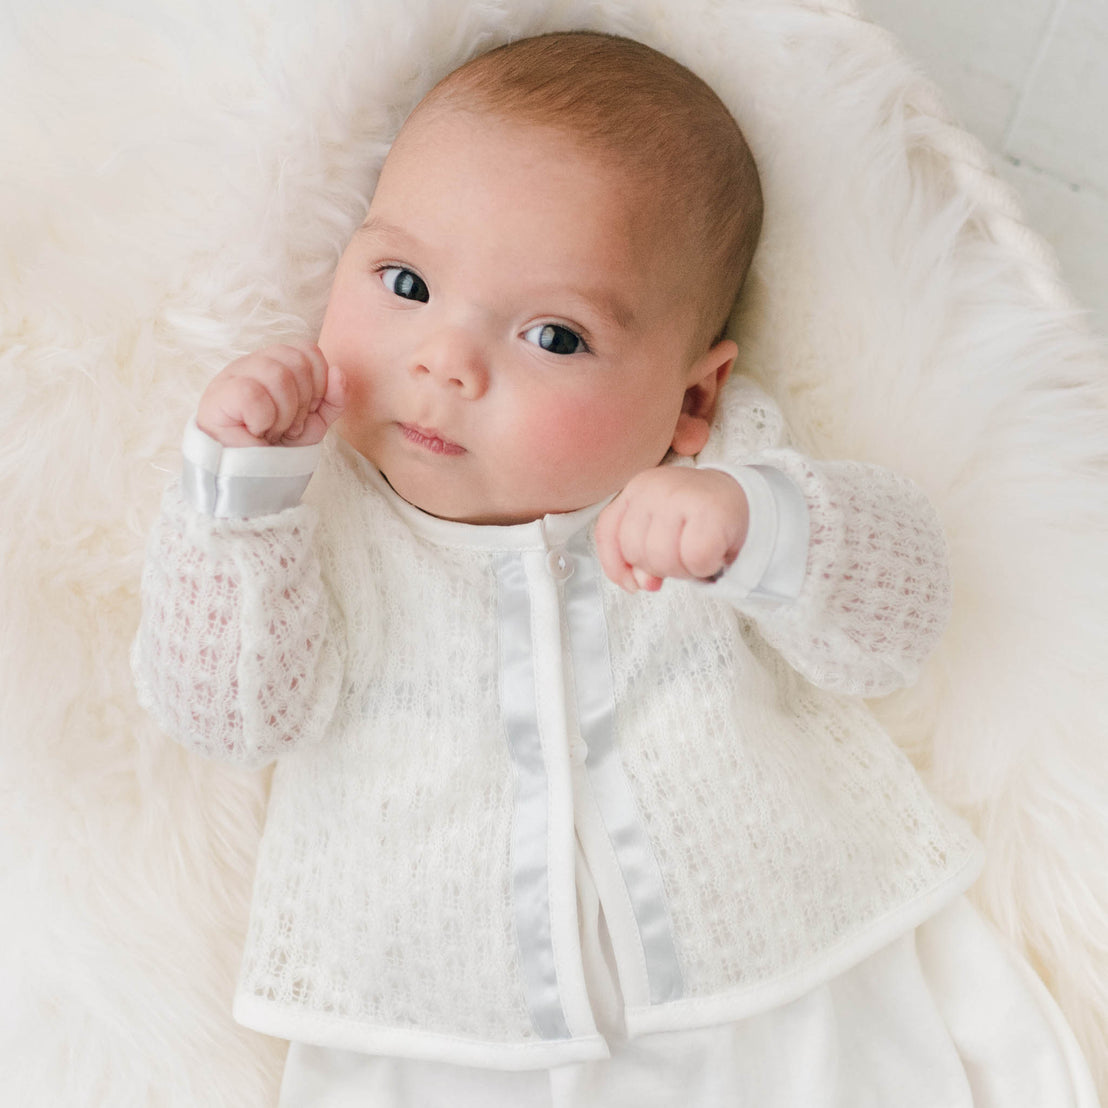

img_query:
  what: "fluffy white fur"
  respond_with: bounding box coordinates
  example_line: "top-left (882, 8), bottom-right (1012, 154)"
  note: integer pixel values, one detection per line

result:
top-left (2, 0), bottom-right (1105, 1103)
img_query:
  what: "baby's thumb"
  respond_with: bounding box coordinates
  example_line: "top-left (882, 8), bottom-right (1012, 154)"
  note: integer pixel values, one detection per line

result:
top-left (317, 365), bottom-right (348, 428)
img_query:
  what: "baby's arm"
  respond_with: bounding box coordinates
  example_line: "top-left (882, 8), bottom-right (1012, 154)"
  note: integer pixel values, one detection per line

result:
top-left (596, 386), bottom-right (952, 699)
top-left (132, 343), bottom-right (347, 768)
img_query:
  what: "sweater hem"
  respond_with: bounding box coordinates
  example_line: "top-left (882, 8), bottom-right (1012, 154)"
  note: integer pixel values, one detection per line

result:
top-left (626, 841), bottom-right (986, 1037)
top-left (232, 995), bottom-right (611, 1071)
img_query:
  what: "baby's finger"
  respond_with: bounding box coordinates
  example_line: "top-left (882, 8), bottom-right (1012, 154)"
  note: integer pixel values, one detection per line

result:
top-left (261, 345), bottom-right (324, 436)
top-left (637, 510), bottom-right (690, 583)
top-left (282, 366), bottom-right (348, 446)
top-left (276, 342), bottom-right (330, 421)
top-left (613, 503), bottom-right (655, 588)
top-left (317, 365), bottom-right (347, 428)
top-left (234, 354), bottom-right (305, 440)
top-left (678, 516), bottom-right (734, 581)
top-left (228, 375), bottom-right (281, 442)
top-left (294, 345), bottom-right (334, 439)
top-left (303, 344), bottom-right (331, 411)
top-left (595, 497), bottom-right (637, 591)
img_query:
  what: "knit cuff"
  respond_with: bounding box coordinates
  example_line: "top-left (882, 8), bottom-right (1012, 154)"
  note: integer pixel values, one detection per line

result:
top-left (699, 463), bottom-right (810, 604)
top-left (181, 419), bottom-right (322, 518)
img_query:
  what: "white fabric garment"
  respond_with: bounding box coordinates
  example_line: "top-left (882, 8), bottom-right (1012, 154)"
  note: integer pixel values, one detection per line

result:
top-left (132, 378), bottom-right (983, 1067)
top-left (278, 868), bottom-right (1098, 1108)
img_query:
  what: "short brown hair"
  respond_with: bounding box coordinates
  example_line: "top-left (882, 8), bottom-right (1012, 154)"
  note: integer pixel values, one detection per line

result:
top-left (416, 32), bottom-right (763, 351)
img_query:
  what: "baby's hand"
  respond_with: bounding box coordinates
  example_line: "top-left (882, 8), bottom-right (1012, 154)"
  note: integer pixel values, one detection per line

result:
top-left (196, 342), bottom-right (346, 448)
top-left (595, 468), bottom-right (749, 592)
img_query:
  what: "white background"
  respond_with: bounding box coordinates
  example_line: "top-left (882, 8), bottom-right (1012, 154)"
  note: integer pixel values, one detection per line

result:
top-left (860, 0), bottom-right (1108, 340)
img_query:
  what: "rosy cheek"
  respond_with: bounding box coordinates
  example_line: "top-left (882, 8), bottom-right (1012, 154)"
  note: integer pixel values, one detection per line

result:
top-left (520, 391), bottom-right (660, 480)
top-left (318, 298), bottom-right (361, 366)
top-left (319, 298), bottom-right (383, 406)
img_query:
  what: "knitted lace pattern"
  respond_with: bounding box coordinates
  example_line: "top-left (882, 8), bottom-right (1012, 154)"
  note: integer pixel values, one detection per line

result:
top-left (132, 381), bottom-right (973, 1045)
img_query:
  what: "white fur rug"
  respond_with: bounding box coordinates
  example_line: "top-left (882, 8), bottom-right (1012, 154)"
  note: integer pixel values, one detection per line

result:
top-left (2, 0), bottom-right (1106, 1103)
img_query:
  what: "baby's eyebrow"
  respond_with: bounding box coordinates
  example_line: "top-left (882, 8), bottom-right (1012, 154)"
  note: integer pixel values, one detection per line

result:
top-left (576, 288), bottom-right (636, 333)
top-left (354, 215), bottom-right (417, 249)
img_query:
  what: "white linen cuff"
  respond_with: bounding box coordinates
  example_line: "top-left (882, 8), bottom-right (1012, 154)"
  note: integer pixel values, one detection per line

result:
top-left (181, 418), bottom-right (322, 518)
top-left (699, 463), bottom-right (810, 604)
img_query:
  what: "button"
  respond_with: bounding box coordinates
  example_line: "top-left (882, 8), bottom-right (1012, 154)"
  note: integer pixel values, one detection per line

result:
top-left (546, 547), bottom-right (574, 581)
top-left (570, 741), bottom-right (588, 765)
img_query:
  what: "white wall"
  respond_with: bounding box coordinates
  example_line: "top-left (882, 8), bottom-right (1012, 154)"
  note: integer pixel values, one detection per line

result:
top-left (859, 0), bottom-right (1108, 340)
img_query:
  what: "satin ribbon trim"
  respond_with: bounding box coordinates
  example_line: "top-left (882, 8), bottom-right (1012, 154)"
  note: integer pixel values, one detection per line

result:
top-left (565, 539), bottom-right (685, 1005)
top-left (496, 554), bottom-right (572, 1041)
top-left (701, 463), bottom-right (810, 603)
top-left (181, 417), bottom-right (320, 518)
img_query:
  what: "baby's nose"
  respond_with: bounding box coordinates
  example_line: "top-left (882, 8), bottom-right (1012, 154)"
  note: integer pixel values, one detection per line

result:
top-left (412, 329), bottom-right (488, 398)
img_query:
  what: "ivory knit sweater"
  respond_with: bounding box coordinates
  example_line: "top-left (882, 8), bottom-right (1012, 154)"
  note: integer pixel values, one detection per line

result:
top-left (132, 378), bottom-right (982, 1070)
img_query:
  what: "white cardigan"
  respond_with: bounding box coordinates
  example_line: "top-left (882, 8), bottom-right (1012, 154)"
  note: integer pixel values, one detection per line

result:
top-left (132, 379), bottom-right (982, 1070)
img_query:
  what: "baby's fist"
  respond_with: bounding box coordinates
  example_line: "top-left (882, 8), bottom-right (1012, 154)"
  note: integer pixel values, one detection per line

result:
top-left (197, 342), bottom-right (346, 448)
top-left (595, 468), bottom-right (749, 592)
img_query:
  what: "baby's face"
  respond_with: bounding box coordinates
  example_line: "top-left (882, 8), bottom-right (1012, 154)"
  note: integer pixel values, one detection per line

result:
top-left (319, 107), bottom-right (715, 524)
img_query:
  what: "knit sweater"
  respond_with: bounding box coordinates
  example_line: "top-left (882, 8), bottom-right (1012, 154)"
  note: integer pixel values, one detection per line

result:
top-left (132, 378), bottom-right (982, 1070)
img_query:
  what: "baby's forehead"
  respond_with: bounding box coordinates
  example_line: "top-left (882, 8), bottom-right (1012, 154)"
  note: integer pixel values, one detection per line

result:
top-left (420, 115), bottom-right (679, 241)
top-left (391, 100), bottom-right (676, 226)
top-left (380, 109), bottom-right (673, 248)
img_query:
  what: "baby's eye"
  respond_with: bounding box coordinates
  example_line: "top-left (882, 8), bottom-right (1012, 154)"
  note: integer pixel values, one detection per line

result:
top-left (523, 323), bottom-right (587, 356)
top-left (381, 266), bottom-right (429, 303)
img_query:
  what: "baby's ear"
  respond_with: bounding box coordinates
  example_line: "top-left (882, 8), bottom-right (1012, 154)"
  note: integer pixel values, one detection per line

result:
top-left (670, 339), bottom-right (737, 457)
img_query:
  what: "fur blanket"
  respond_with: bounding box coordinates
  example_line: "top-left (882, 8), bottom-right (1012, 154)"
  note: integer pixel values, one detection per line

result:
top-left (2, 0), bottom-right (1106, 1103)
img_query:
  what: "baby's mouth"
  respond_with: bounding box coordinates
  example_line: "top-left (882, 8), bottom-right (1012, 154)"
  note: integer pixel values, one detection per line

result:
top-left (398, 422), bottom-right (466, 456)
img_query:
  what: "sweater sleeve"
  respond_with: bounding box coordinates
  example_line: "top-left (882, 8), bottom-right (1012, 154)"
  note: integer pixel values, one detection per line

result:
top-left (700, 379), bottom-right (952, 699)
top-left (131, 441), bottom-right (342, 769)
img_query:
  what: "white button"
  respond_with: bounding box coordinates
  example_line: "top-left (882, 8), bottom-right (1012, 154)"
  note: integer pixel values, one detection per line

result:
top-left (547, 548), bottom-right (574, 580)
top-left (570, 741), bottom-right (588, 765)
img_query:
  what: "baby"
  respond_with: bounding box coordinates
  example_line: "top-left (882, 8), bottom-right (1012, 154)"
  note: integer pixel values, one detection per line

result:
top-left (195, 33), bottom-right (763, 581)
top-left (134, 30), bottom-right (1094, 1108)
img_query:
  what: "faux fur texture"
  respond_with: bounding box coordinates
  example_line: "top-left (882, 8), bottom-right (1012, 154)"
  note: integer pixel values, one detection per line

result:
top-left (2, 0), bottom-right (1106, 1103)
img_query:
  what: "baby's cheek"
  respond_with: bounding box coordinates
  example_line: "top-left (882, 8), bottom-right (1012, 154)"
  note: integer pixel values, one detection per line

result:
top-left (329, 373), bottom-right (372, 441)
top-left (524, 394), bottom-right (667, 489)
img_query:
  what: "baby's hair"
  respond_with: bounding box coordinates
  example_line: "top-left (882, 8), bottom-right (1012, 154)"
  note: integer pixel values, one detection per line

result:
top-left (416, 31), bottom-right (763, 352)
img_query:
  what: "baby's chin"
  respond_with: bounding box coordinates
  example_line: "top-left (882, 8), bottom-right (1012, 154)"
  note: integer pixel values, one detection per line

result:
top-left (337, 428), bottom-right (613, 524)
top-left (379, 467), bottom-right (598, 527)
top-left (388, 481), bottom-right (550, 526)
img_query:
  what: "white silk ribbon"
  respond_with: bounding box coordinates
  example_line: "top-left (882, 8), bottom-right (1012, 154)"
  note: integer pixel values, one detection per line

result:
top-left (495, 553), bottom-right (572, 1041)
top-left (564, 537), bottom-right (685, 1005)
